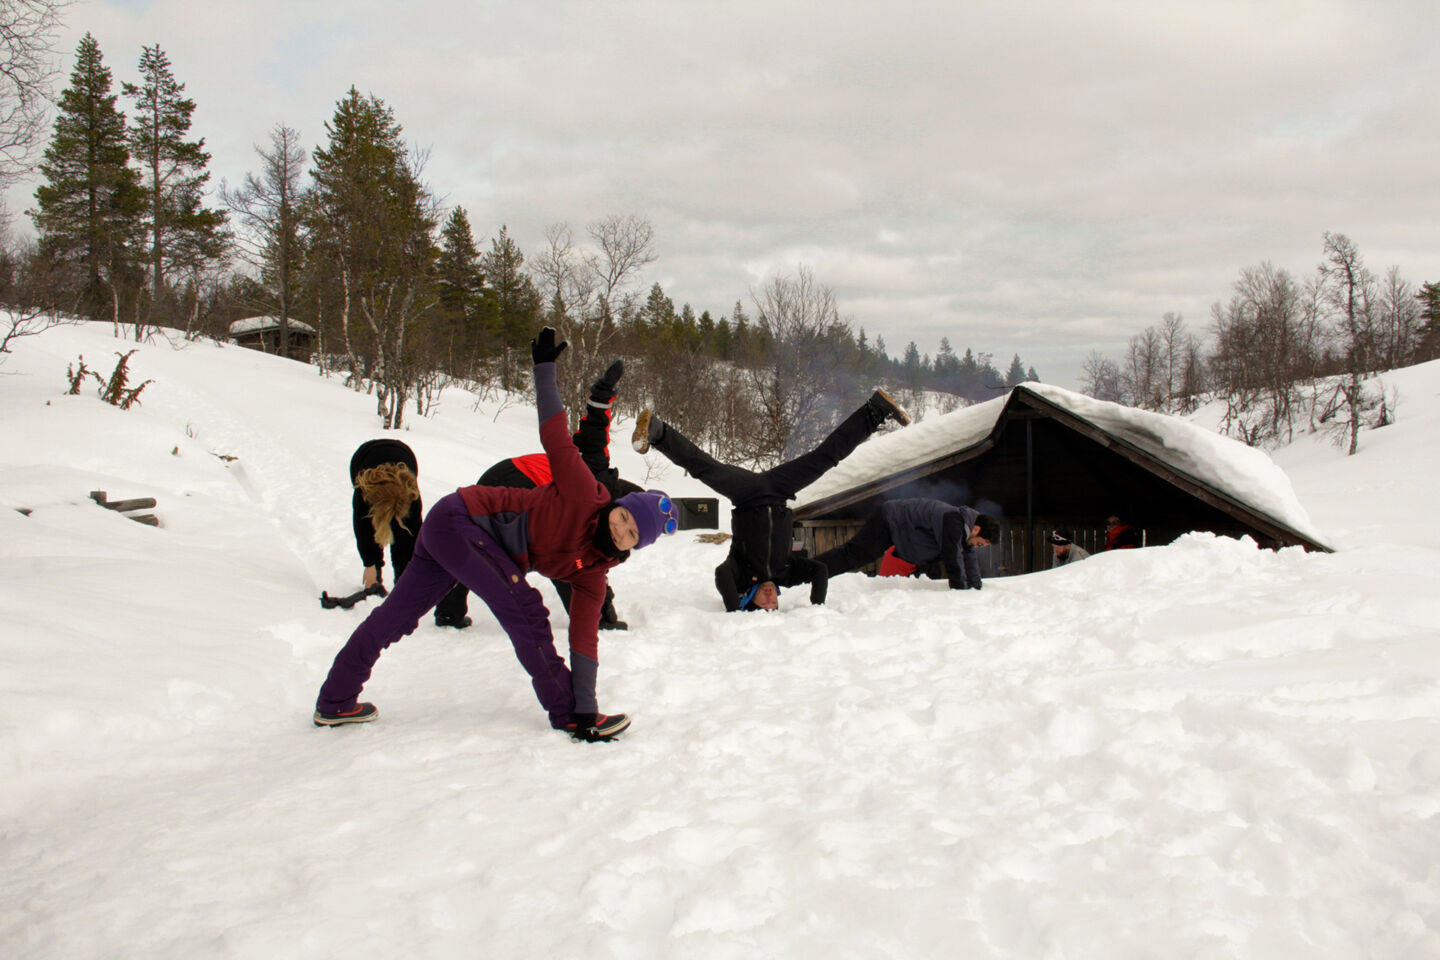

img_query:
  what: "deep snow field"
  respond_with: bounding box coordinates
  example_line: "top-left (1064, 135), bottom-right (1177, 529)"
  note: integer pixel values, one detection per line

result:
top-left (2, 321), bottom-right (1437, 959)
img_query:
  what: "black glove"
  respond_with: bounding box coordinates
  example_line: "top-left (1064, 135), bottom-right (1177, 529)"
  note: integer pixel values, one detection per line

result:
top-left (569, 713), bottom-right (618, 743)
top-left (531, 327), bottom-right (567, 365)
top-left (600, 359), bottom-right (623, 389)
top-left (589, 359), bottom-right (624, 402)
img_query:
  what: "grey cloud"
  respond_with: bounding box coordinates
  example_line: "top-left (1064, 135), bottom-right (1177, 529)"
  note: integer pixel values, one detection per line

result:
top-left (8, 0), bottom-right (1437, 387)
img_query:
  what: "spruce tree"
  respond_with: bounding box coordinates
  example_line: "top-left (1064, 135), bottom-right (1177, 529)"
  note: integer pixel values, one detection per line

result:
top-left (1005, 353), bottom-right (1027, 387)
top-left (436, 207), bottom-right (482, 311)
top-left (1417, 280), bottom-right (1440, 361)
top-left (123, 44), bottom-right (227, 320)
top-left (308, 87), bottom-right (437, 427)
top-left (478, 224), bottom-right (540, 361)
top-left (31, 34), bottom-right (144, 319)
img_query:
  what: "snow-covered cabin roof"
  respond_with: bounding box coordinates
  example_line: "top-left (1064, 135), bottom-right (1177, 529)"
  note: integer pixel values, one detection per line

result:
top-left (795, 383), bottom-right (1328, 550)
top-left (229, 316), bottom-right (316, 336)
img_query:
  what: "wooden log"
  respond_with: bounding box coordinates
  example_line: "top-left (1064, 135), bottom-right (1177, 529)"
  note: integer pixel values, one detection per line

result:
top-left (103, 497), bottom-right (158, 512)
top-left (90, 490), bottom-right (159, 524)
top-left (90, 490), bottom-right (158, 512)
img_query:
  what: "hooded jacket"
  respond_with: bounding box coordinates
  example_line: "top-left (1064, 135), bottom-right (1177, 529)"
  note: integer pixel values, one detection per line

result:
top-left (879, 498), bottom-right (984, 590)
top-left (349, 439), bottom-right (423, 576)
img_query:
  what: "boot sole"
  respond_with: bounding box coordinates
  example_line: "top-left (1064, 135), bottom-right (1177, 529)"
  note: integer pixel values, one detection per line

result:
top-left (631, 411), bottom-right (652, 453)
top-left (595, 715), bottom-right (631, 736)
top-left (565, 715), bottom-right (632, 740)
top-left (875, 388), bottom-right (912, 426)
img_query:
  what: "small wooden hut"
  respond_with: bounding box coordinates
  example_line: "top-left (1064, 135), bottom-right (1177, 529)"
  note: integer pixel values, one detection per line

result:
top-left (793, 384), bottom-right (1330, 577)
top-left (229, 316), bottom-right (316, 361)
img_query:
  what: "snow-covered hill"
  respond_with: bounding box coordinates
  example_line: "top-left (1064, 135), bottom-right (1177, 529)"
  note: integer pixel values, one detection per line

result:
top-left (3, 323), bottom-right (1438, 959)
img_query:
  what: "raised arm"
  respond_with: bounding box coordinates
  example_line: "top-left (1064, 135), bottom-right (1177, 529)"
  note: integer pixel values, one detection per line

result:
top-left (531, 329), bottom-right (608, 505)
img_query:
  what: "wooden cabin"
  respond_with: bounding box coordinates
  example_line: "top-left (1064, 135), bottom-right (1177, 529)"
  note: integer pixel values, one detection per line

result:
top-left (229, 316), bottom-right (316, 362)
top-left (793, 384), bottom-right (1330, 578)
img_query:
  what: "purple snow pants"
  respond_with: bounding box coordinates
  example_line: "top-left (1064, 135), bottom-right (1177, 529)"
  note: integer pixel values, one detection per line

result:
top-left (316, 492), bottom-right (575, 727)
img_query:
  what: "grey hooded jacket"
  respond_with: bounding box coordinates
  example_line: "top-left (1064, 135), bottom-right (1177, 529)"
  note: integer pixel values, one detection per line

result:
top-left (879, 498), bottom-right (983, 589)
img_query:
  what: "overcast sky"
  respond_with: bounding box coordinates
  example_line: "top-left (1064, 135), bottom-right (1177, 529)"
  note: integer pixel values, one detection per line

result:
top-left (9, 0), bottom-right (1440, 387)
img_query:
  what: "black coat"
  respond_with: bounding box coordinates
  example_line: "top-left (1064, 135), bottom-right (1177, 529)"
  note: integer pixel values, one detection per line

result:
top-left (715, 550), bottom-right (827, 611)
top-left (727, 502), bottom-right (797, 585)
top-left (349, 439), bottom-right (423, 577)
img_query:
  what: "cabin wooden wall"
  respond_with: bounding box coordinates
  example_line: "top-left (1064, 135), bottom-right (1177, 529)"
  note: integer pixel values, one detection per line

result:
top-left (234, 329), bottom-right (314, 362)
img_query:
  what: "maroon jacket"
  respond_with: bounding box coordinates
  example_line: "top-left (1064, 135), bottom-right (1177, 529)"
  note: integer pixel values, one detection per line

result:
top-left (457, 363), bottom-right (618, 662)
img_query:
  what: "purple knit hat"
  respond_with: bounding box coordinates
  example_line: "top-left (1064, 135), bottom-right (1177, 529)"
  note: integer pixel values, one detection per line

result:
top-left (616, 489), bottom-right (677, 550)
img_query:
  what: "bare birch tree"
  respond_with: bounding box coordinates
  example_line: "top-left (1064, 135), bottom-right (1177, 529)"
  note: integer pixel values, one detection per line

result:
top-left (0, 0), bottom-right (67, 188)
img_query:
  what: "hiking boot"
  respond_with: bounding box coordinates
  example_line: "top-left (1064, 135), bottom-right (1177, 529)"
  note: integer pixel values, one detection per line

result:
top-left (435, 613), bottom-right (473, 629)
top-left (599, 617), bottom-right (628, 631)
top-left (868, 388), bottom-right (912, 427)
top-left (313, 702), bottom-right (379, 727)
top-left (631, 410), bottom-right (657, 453)
top-left (565, 712), bottom-right (631, 742)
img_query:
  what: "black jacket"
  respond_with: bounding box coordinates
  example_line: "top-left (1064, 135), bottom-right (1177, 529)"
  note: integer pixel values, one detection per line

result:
top-left (716, 551), bottom-right (828, 611)
top-left (728, 502), bottom-right (797, 586)
top-left (349, 439), bottom-right (423, 577)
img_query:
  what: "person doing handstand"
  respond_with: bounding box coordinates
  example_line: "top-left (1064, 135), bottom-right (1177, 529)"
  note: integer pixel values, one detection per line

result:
top-left (632, 389), bottom-right (911, 611)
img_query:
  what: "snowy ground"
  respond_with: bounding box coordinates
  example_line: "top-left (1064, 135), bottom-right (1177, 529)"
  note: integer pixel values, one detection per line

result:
top-left (2, 322), bottom-right (1437, 959)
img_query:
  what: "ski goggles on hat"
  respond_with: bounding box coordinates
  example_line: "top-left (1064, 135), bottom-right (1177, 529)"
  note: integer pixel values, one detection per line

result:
top-left (658, 496), bottom-right (678, 535)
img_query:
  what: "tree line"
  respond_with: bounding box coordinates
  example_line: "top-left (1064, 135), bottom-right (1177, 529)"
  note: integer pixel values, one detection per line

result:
top-left (1079, 234), bottom-right (1440, 454)
top-left (0, 28), bottom-right (1041, 465)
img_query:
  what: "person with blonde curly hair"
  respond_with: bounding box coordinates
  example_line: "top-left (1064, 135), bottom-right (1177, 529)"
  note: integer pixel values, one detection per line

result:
top-left (349, 439), bottom-right (469, 627)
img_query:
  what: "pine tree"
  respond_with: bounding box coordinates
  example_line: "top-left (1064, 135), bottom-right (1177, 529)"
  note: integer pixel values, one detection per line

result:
top-left (901, 340), bottom-right (923, 395)
top-left (307, 87), bottom-right (437, 427)
top-left (1417, 280), bottom-right (1440, 361)
top-left (477, 224), bottom-right (540, 388)
top-left (123, 44), bottom-right (227, 321)
top-left (31, 34), bottom-right (144, 319)
top-left (436, 207), bottom-right (482, 313)
top-left (435, 207), bottom-right (488, 361)
top-left (642, 282), bottom-right (675, 330)
top-left (1005, 353), bottom-right (1027, 387)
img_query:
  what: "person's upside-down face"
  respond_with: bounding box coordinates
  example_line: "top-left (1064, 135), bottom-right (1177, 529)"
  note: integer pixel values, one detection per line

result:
top-left (609, 506), bottom-right (640, 552)
top-left (753, 581), bottom-right (779, 610)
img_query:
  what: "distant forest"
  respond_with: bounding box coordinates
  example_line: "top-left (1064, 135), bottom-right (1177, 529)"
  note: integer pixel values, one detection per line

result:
top-left (0, 32), bottom-right (1039, 464)
top-left (2, 27), bottom-right (1437, 463)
